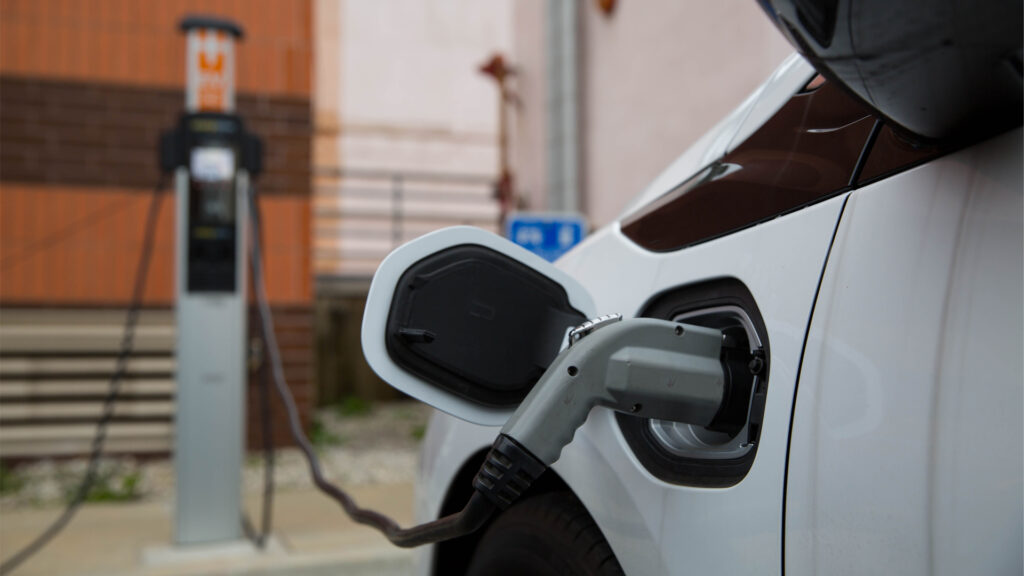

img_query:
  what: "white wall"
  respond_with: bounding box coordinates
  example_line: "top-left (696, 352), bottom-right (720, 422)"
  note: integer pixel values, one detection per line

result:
top-left (312, 0), bottom-right (794, 277)
top-left (512, 1), bottom-right (793, 227)
top-left (329, 0), bottom-right (514, 176)
top-left (313, 0), bottom-right (514, 281)
top-left (510, 0), bottom-right (549, 213)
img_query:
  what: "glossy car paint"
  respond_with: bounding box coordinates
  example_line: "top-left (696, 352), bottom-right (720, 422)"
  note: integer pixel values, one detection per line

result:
top-left (412, 200), bottom-right (849, 576)
top-left (414, 54), bottom-right (837, 575)
top-left (413, 410), bottom-right (497, 574)
top-left (553, 196), bottom-right (848, 575)
top-left (411, 52), bottom-right (1022, 575)
top-left (786, 129), bottom-right (1023, 576)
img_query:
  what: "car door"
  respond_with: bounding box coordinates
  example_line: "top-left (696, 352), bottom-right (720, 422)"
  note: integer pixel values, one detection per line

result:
top-left (785, 128), bottom-right (1023, 576)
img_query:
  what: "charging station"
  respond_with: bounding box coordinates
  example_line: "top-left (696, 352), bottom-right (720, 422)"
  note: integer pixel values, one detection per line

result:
top-left (163, 16), bottom-right (262, 546)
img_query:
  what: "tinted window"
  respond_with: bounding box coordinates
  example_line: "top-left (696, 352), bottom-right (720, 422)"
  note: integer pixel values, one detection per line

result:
top-left (621, 80), bottom-right (875, 252)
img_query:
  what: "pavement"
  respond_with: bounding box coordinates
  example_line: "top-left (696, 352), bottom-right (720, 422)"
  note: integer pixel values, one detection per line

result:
top-left (0, 483), bottom-right (416, 576)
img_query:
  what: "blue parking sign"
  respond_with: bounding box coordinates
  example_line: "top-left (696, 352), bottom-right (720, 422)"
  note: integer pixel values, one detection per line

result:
top-left (506, 213), bottom-right (587, 262)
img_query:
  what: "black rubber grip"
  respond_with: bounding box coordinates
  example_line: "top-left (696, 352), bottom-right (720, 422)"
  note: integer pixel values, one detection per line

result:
top-left (472, 434), bottom-right (547, 509)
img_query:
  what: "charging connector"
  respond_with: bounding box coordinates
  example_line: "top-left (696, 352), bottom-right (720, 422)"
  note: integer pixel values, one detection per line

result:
top-left (503, 317), bottom-right (724, 466)
top-left (470, 317), bottom-right (725, 508)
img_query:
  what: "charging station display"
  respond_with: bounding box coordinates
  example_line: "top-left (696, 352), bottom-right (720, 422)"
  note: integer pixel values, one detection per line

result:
top-left (187, 145), bottom-right (238, 292)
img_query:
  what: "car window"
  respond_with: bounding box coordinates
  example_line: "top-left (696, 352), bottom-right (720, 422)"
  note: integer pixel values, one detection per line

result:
top-left (856, 123), bottom-right (946, 185)
top-left (621, 79), bottom-right (875, 252)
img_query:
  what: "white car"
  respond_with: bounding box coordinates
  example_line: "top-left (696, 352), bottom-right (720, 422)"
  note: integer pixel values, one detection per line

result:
top-left (362, 4), bottom-right (1022, 575)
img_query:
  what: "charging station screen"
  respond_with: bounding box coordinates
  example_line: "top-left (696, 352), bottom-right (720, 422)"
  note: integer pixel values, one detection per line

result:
top-left (188, 146), bottom-right (237, 292)
top-left (190, 147), bottom-right (235, 222)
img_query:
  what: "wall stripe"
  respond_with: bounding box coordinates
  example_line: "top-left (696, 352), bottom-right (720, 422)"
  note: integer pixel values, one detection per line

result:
top-left (0, 75), bottom-right (311, 195)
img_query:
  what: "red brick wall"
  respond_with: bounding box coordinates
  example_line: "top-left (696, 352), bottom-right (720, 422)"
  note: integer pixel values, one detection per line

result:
top-left (247, 306), bottom-right (315, 448)
top-left (0, 0), bottom-right (311, 97)
top-left (0, 68), bottom-right (313, 307)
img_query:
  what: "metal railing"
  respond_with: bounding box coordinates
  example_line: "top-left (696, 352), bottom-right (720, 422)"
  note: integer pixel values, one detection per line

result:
top-left (313, 167), bottom-right (501, 291)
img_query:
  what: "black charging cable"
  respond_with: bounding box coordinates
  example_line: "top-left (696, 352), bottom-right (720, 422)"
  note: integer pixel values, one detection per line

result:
top-left (240, 348), bottom-right (275, 549)
top-left (241, 185), bottom-right (274, 550)
top-left (246, 184), bottom-right (499, 548)
top-left (0, 175), bottom-right (168, 576)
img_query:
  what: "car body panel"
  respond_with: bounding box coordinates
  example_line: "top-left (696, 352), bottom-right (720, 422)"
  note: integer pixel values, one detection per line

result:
top-left (556, 195), bottom-right (846, 575)
top-left (785, 128), bottom-right (1023, 576)
top-left (412, 409), bottom-right (496, 576)
top-left (409, 49), bottom-right (1022, 575)
top-left (414, 51), bottom-right (840, 576)
top-left (414, 192), bottom-right (849, 575)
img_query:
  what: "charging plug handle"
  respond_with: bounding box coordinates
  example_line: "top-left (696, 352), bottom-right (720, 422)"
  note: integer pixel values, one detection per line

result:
top-left (470, 317), bottom-right (725, 510)
top-left (504, 317), bottom-right (725, 466)
top-left (473, 435), bottom-right (547, 509)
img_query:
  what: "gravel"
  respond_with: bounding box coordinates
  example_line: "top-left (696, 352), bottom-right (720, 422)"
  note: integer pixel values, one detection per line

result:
top-left (0, 401), bottom-right (434, 510)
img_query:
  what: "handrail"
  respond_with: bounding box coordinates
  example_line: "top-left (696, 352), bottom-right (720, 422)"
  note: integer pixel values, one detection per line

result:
top-left (314, 166), bottom-right (496, 185)
top-left (313, 166), bottom-right (502, 283)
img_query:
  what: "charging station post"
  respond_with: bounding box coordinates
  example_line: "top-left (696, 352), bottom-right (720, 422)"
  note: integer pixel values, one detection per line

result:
top-left (173, 16), bottom-right (249, 546)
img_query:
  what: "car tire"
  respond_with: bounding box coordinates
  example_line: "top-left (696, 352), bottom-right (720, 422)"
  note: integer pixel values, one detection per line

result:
top-left (465, 491), bottom-right (625, 576)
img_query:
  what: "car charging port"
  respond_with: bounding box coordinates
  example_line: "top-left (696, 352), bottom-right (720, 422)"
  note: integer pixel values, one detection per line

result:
top-left (618, 279), bottom-right (772, 488)
top-left (705, 329), bottom-right (759, 437)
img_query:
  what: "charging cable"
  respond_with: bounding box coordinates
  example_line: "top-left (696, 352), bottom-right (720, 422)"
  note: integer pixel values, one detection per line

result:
top-left (249, 177), bottom-right (729, 546)
top-left (240, 185), bottom-right (275, 550)
top-left (247, 184), bottom-right (498, 547)
top-left (0, 175), bottom-right (168, 576)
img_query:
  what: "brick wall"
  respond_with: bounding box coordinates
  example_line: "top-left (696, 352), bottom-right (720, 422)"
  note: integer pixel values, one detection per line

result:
top-left (246, 306), bottom-right (315, 448)
top-left (0, 0), bottom-right (315, 454)
top-left (0, 0), bottom-right (311, 97)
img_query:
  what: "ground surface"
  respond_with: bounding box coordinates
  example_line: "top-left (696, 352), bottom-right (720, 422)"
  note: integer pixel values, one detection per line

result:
top-left (0, 401), bottom-right (434, 576)
top-left (0, 401), bottom-right (433, 509)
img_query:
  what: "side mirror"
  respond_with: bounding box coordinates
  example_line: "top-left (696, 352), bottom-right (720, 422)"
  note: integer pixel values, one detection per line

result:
top-left (361, 227), bottom-right (595, 425)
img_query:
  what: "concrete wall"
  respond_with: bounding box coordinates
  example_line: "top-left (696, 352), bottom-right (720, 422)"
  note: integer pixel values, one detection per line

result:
top-left (318, 0), bottom-right (513, 176)
top-left (510, 1), bottom-right (550, 214)
top-left (512, 0), bottom-right (793, 227)
top-left (313, 0), bottom-right (515, 281)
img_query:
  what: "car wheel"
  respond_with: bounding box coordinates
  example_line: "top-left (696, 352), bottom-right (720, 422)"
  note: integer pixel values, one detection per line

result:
top-left (465, 491), bottom-right (625, 576)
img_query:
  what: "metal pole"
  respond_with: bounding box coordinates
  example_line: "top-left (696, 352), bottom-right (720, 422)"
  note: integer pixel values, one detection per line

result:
top-left (545, 0), bottom-right (579, 213)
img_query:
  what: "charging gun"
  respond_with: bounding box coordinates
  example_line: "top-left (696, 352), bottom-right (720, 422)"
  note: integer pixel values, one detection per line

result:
top-left (474, 316), bottom-right (724, 509)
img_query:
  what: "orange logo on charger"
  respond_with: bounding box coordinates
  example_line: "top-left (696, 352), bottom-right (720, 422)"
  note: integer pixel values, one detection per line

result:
top-left (196, 30), bottom-right (228, 111)
top-left (199, 51), bottom-right (224, 74)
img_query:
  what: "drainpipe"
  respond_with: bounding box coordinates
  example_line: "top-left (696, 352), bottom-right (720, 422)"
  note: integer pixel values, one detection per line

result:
top-left (479, 54), bottom-right (517, 229)
top-left (545, 0), bottom-right (579, 213)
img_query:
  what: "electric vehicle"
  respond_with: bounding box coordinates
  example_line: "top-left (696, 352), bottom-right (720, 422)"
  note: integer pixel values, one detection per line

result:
top-left (362, 2), bottom-right (1022, 574)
